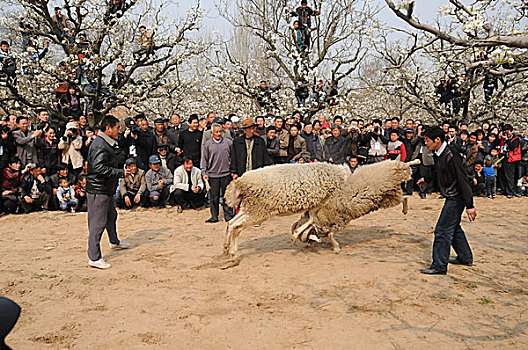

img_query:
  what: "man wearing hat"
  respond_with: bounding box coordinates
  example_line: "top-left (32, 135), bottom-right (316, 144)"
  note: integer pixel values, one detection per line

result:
top-left (153, 117), bottom-right (168, 146)
top-left (19, 163), bottom-right (51, 213)
top-left (230, 118), bottom-right (270, 178)
top-left (118, 158), bottom-right (147, 209)
top-left (145, 154), bottom-right (173, 207)
top-left (156, 143), bottom-right (178, 173)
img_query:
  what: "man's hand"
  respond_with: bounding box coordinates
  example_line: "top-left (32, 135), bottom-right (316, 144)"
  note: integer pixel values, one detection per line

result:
top-left (37, 174), bottom-right (45, 183)
top-left (2, 190), bottom-right (10, 196)
top-left (60, 200), bottom-right (65, 205)
top-left (203, 174), bottom-right (209, 181)
top-left (176, 147), bottom-right (183, 155)
top-left (124, 196), bottom-right (132, 207)
top-left (466, 208), bottom-right (477, 222)
top-left (72, 196), bottom-right (77, 201)
top-left (473, 178), bottom-right (477, 185)
top-left (124, 168), bottom-right (132, 178)
top-left (416, 178), bottom-right (426, 187)
top-left (134, 194), bottom-right (141, 204)
top-left (1, 131), bottom-right (8, 140)
top-left (53, 188), bottom-right (58, 195)
top-left (191, 185), bottom-right (200, 194)
top-left (158, 180), bottom-right (165, 188)
top-left (79, 191), bottom-right (85, 197)
top-left (24, 196), bottom-right (33, 204)
top-left (231, 174), bottom-right (238, 180)
top-left (32, 130), bottom-right (42, 138)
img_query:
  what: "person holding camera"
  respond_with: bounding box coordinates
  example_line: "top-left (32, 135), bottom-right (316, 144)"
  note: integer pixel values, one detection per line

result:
top-left (58, 122), bottom-right (83, 175)
top-left (364, 119), bottom-right (388, 164)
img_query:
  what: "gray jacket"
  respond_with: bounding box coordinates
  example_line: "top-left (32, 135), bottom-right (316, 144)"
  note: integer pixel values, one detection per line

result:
top-left (145, 166), bottom-right (173, 192)
top-left (13, 129), bottom-right (39, 166)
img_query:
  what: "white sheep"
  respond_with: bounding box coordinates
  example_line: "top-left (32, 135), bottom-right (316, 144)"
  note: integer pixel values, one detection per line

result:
top-left (223, 162), bottom-right (351, 260)
top-left (291, 160), bottom-right (414, 252)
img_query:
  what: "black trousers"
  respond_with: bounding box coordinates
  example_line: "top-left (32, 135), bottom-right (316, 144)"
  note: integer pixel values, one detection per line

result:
top-left (20, 192), bottom-right (50, 213)
top-left (502, 161), bottom-right (518, 196)
top-left (430, 197), bottom-right (473, 271)
top-left (209, 175), bottom-right (234, 221)
top-left (171, 189), bottom-right (205, 209)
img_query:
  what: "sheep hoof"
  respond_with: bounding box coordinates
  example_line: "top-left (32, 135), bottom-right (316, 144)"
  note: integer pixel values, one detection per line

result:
top-left (333, 246), bottom-right (341, 254)
top-left (308, 234), bottom-right (321, 243)
top-left (290, 235), bottom-right (297, 244)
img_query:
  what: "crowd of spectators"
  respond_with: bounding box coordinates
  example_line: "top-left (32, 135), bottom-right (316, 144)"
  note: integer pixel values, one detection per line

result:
top-left (1, 109), bottom-right (527, 220)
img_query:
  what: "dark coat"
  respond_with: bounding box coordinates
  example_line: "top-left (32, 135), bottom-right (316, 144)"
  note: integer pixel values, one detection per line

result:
top-left (86, 133), bottom-right (124, 195)
top-left (19, 173), bottom-right (51, 198)
top-left (230, 135), bottom-right (270, 176)
top-left (266, 137), bottom-right (280, 164)
top-left (300, 131), bottom-right (322, 160)
top-left (38, 138), bottom-right (61, 174)
top-left (323, 135), bottom-right (347, 164)
top-left (135, 130), bottom-right (156, 169)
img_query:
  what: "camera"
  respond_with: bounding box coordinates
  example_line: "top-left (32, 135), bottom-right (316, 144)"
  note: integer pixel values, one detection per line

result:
top-left (374, 126), bottom-right (380, 133)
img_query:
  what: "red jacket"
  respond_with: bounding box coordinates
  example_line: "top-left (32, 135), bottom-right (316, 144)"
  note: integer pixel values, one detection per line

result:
top-left (2, 167), bottom-right (21, 194)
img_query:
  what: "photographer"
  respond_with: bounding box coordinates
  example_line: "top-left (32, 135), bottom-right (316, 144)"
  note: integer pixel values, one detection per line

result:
top-left (364, 119), bottom-right (388, 164)
top-left (409, 125), bottom-right (435, 199)
top-left (58, 122), bottom-right (83, 175)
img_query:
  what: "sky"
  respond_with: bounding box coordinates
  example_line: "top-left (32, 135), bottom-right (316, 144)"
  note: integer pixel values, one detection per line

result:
top-left (176, 0), bottom-right (449, 37)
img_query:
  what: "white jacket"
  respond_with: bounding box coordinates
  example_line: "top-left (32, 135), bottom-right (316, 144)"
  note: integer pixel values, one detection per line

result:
top-left (170, 165), bottom-right (204, 193)
top-left (59, 135), bottom-right (83, 169)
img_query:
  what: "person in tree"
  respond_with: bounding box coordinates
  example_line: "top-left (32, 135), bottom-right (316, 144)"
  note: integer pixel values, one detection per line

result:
top-left (295, 80), bottom-right (310, 107)
top-left (134, 26), bottom-right (154, 61)
top-left (292, 21), bottom-right (307, 54)
top-left (109, 0), bottom-right (125, 15)
top-left (22, 41), bottom-right (49, 76)
top-left (483, 71), bottom-right (498, 101)
top-left (110, 63), bottom-right (126, 89)
top-left (52, 7), bottom-right (72, 41)
top-left (291, 0), bottom-right (320, 50)
top-left (0, 41), bottom-right (17, 85)
top-left (254, 80), bottom-right (282, 110)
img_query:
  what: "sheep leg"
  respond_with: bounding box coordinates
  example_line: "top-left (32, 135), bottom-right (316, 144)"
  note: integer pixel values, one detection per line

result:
top-left (290, 210), bottom-right (316, 244)
top-left (328, 232), bottom-right (340, 253)
top-left (402, 196), bottom-right (409, 215)
top-left (224, 210), bottom-right (246, 255)
top-left (228, 211), bottom-right (247, 261)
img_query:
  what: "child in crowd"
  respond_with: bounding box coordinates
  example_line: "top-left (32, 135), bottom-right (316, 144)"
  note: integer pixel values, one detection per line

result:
top-left (74, 175), bottom-right (87, 211)
top-left (57, 177), bottom-right (78, 212)
top-left (385, 130), bottom-right (406, 162)
top-left (483, 156), bottom-right (496, 198)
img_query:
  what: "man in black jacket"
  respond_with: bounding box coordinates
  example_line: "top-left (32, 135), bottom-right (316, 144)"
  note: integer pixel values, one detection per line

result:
top-left (131, 118), bottom-right (156, 170)
top-left (230, 118), bottom-right (270, 178)
top-left (418, 127), bottom-right (476, 275)
top-left (86, 115), bottom-right (131, 269)
top-left (19, 163), bottom-right (51, 213)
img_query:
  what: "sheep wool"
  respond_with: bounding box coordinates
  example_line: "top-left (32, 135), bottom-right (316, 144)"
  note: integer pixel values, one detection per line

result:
top-left (224, 162), bottom-right (350, 226)
top-left (313, 160), bottom-right (413, 234)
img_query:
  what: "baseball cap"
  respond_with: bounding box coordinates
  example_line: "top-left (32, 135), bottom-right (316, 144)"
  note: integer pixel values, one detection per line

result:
top-left (149, 155), bottom-right (161, 164)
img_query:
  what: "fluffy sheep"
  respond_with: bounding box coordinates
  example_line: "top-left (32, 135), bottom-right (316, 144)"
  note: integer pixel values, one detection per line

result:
top-left (223, 162), bottom-right (351, 259)
top-left (292, 160), bottom-right (414, 252)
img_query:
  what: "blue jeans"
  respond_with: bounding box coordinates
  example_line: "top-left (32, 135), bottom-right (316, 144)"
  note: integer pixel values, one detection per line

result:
top-left (60, 198), bottom-right (78, 211)
top-left (430, 197), bottom-right (473, 271)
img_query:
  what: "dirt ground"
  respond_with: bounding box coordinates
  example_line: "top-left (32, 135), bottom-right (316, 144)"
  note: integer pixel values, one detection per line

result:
top-left (1, 195), bottom-right (527, 349)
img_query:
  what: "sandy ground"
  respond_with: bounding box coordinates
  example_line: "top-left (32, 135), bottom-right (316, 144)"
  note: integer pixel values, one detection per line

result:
top-left (1, 195), bottom-right (527, 349)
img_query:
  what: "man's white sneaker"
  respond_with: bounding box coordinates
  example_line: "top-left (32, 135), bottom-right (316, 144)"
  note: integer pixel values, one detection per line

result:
top-left (88, 259), bottom-right (111, 269)
top-left (110, 241), bottom-right (130, 250)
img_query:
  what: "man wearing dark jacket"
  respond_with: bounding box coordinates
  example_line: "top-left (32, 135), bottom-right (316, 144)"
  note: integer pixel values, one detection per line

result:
top-left (177, 114), bottom-right (203, 165)
top-left (230, 118), bottom-right (270, 178)
top-left (323, 125), bottom-right (347, 164)
top-left (19, 163), bottom-right (51, 213)
top-left (86, 115), bottom-right (130, 269)
top-left (418, 127), bottom-right (476, 275)
top-left (131, 118), bottom-right (156, 170)
top-left (500, 124), bottom-right (521, 198)
top-left (300, 123), bottom-right (322, 161)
